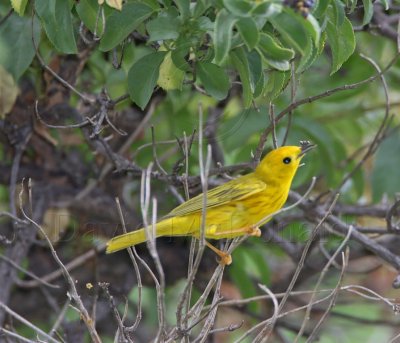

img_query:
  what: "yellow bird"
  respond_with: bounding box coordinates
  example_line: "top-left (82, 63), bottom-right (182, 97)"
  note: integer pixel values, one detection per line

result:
top-left (106, 141), bottom-right (315, 264)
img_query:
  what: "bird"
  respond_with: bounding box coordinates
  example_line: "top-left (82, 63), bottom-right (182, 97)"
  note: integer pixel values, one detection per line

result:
top-left (106, 141), bottom-right (315, 265)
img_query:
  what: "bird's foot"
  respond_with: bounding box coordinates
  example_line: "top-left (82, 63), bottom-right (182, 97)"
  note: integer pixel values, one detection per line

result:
top-left (247, 226), bottom-right (261, 237)
top-left (217, 251), bottom-right (232, 266)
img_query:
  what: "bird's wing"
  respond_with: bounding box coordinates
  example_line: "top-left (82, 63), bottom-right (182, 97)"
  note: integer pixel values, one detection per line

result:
top-left (165, 175), bottom-right (266, 218)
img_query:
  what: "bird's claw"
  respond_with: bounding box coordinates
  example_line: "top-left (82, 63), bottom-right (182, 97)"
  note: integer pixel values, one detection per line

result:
top-left (217, 252), bottom-right (232, 266)
top-left (247, 226), bottom-right (261, 237)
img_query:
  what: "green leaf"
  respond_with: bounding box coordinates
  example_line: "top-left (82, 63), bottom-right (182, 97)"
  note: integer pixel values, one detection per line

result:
top-left (361, 0), bottom-right (373, 26)
top-left (193, 0), bottom-right (211, 18)
top-left (256, 33), bottom-right (294, 71)
top-left (174, 0), bottom-right (190, 20)
top-left (347, 0), bottom-right (358, 13)
top-left (157, 51), bottom-right (185, 90)
top-left (0, 14), bottom-right (41, 79)
top-left (196, 62), bottom-right (230, 100)
top-left (147, 14), bottom-right (180, 41)
top-left (171, 38), bottom-right (191, 71)
top-left (11, 0), bottom-right (28, 16)
top-left (379, 0), bottom-right (389, 10)
top-left (99, 3), bottom-right (154, 51)
top-left (331, 0), bottom-right (345, 27)
top-left (372, 133), bottom-right (400, 202)
top-left (247, 51), bottom-right (264, 98)
top-left (236, 17), bottom-right (259, 50)
top-left (223, 0), bottom-right (253, 17)
top-left (326, 16), bottom-right (355, 75)
top-left (264, 70), bottom-right (290, 101)
top-left (76, 0), bottom-right (105, 35)
top-left (303, 14), bottom-right (321, 45)
top-left (213, 9), bottom-right (237, 65)
top-left (127, 51), bottom-right (167, 109)
top-left (35, 0), bottom-right (77, 54)
top-left (313, 0), bottom-right (329, 18)
top-left (269, 10), bottom-right (310, 56)
top-left (251, 2), bottom-right (282, 17)
top-left (297, 40), bottom-right (316, 73)
top-left (0, 66), bottom-right (19, 118)
top-left (230, 48), bottom-right (252, 108)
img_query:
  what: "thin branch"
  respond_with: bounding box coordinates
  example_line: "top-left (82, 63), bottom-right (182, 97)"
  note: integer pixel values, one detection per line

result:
top-left (253, 284), bottom-right (279, 343)
top-left (330, 53), bottom-right (391, 197)
top-left (282, 61), bottom-right (296, 146)
top-left (0, 8), bottom-right (13, 26)
top-left (31, 12), bottom-right (94, 103)
top-left (0, 254), bottom-right (59, 289)
top-left (18, 180), bottom-right (102, 343)
top-left (115, 198), bottom-right (142, 332)
top-left (273, 195), bottom-right (339, 332)
top-left (296, 226), bottom-right (353, 342)
top-left (259, 53), bottom-right (399, 145)
top-left (0, 328), bottom-right (39, 343)
top-left (35, 101), bottom-right (92, 129)
top-left (49, 298), bottom-right (70, 338)
top-left (386, 198), bottom-right (400, 232)
top-left (0, 302), bottom-right (60, 343)
top-left (175, 104), bottom-right (213, 335)
top-left (305, 250), bottom-right (349, 343)
top-left (269, 103), bottom-right (278, 149)
top-left (140, 166), bottom-right (166, 342)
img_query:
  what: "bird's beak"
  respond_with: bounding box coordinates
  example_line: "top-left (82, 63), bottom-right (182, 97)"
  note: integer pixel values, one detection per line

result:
top-left (297, 140), bottom-right (316, 158)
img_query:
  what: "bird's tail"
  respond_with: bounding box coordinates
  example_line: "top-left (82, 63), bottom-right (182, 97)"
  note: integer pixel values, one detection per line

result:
top-left (106, 217), bottom-right (190, 253)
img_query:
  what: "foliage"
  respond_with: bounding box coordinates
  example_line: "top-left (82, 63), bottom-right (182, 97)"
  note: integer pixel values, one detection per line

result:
top-left (0, 0), bottom-right (400, 342)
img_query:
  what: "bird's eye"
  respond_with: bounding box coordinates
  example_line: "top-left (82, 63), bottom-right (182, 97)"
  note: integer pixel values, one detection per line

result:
top-left (283, 157), bottom-right (291, 164)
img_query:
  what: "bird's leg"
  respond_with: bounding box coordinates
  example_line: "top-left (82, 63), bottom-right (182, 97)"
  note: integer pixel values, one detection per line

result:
top-left (200, 226), bottom-right (261, 265)
top-left (205, 241), bottom-right (232, 265)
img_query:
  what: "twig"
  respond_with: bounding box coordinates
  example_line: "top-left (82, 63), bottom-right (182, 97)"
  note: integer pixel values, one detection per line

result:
top-left (253, 109), bottom-right (270, 164)
top-left (386, 198), bottom-right (400, 232)
top-left (330, 53), bottom-right (391, 197)
top-left (272, 195), bottom-right (339, 334)
top-left (9, 127), bottom-right (32, 217)
top-left (175, 104), bottom-right (213, 336)
top-left (253, 284), bottom-right (279, 343)
top-left (115, 198), bottom-right (142, 332)
top-left (207, 321), bottom-right (244, 334)
top-left (18, 180), bottom-right (102, 343)
top-left (151, 126), bottom-right (168, 175)
top-left (31, 12), bottom-right (94, 103)
top-left (193, 272), bottom-right (225, 343)
top-left (305, 250), bottom-right (349, 343)
top-left (49, 298), bottom-right (70, 338)
top-left (0, 302), bottom-right (60, 343)
top-left (99, 282), bottom-right (130, 343)
top-left (140, 165), bottom-right (166, 342)
top-left (0, 254), bottom-right (59, 289)
top-left (296, 226), bottom-right (353, 342)
top-left (16, 246), bottom-right (104, 288)
top-left (0, 8), bottom-right (13, 26)
top-left (282, 61), bottom-right (296, 146)
top-left (259, 53), bottom-right (399, 145)
top-left (35, 101), bottom-right (92, 129)
top-left (293, 192), bottom-right (400, 270)
top-left (75, 100), bottom-right (156, 201)
top-left (0, 327), bottom-right (38, 343)
top-left (269, 103), bottom-right (278, 149)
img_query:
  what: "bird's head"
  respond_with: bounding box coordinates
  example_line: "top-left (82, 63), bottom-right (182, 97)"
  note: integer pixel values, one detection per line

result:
top-left (255, 141), bottom-right (315, 184)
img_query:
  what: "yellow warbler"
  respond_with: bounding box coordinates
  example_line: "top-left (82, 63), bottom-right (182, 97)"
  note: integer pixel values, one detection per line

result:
top-left (106, 141), bottom-right (315, 264)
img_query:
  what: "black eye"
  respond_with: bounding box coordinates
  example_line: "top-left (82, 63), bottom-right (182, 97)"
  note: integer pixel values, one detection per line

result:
top-left (283, 157), bottom-right (291, 164)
